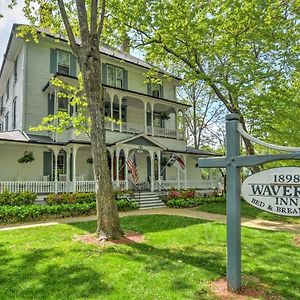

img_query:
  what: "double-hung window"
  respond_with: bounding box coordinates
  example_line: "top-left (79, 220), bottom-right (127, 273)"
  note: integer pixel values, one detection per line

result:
top-left (14, 56), bottom-right (18, 84)
top-left (57, 50), bottom-right (70, 75)
top-left (104, 64), bottom-right (127, 89)
top-left (58, 97), bottom-right (69, 113)
top-left (6, 79), bottom-right (10, 101)
top-left (147, 80), bottom-right (164, 98)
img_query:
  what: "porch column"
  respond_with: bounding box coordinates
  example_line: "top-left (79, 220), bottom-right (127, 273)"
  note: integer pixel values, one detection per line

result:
top-left (119, 95), bottom-right (122, 132)
top-left (109, 149), bottom-right (114, 184)
top-left (65, 148), bottom-right (71, 192)
top-left (110, 94), bottom-right (114, 131)
top-left (177, 167), bottom-right (180, 190)
top-left (157, 151), bottom-right (161, 191)
top-left (175, 108), bottom-right (179, 140)
top-left (72, 146), bottom-right (79, 192)
top-left (53, 148), bottom-right (60, 194)
top-left (150, 150), bottom-right (154, 192)
top-left (116, 148), bottom-right (120, 188)
top-left (124, 148), bottom-right (129, 190)
top-left (151, 103), bottom-right (154, 136)
top-left (183, 155), bottom-right (187, 189)
top-left (144, 101), bottom-right (148, 134)
top-left (183, 111), bottom-right (187, 140)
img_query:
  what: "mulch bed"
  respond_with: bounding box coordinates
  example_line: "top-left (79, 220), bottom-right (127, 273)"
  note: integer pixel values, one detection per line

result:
top-left (292, 235), bottom-right (300, 248)
top-left (74, 231), bottom-right (144, 246)
top-left (211, 277), bottom-right (283, 300)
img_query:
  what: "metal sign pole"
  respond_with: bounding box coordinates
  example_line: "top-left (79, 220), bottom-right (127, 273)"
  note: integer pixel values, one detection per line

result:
top-left (225, 113), bottom-right (241, 291)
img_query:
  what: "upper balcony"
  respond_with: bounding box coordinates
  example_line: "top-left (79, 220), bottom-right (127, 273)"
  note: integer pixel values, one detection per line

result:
top-left (44, 75), bottom-right (189, 143)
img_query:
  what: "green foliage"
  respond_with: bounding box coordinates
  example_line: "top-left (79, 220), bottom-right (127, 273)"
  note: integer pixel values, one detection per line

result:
top-left (45, 192), bottom-right (96, 205)
top-left (0, 203), bottom-right (96, 224)
top-left (166, 195), bottom-right (225, 208)
top-left (114, 189), bottom-right (135, 199)
top-left (116, 199), bottom-right (138, 211)
top-left (17, 151), bottom-right (35, 163)
top-left (0, 191), bottom-right (37, 206)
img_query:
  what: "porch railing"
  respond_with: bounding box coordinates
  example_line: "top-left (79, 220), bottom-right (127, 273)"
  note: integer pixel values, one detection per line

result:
top-left (0, 179), bottom-right (220, 194)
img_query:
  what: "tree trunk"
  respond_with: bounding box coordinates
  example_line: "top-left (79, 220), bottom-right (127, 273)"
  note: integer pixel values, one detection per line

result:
top-left (79, 47), bottom-right (123, 240)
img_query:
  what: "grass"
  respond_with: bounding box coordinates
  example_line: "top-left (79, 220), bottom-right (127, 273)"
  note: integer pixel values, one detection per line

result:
top-left (0, 215), bottom-right (299, 299)
top-left (198, 200), bottom-right (300, 224)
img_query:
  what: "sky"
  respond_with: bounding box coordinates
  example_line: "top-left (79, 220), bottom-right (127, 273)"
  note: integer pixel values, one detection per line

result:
top-left (0, 1), bottom-right (28, 67)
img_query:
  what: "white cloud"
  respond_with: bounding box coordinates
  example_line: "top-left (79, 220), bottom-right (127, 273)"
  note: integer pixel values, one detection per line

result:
top-left (0, 0), bottom-right (28, 66)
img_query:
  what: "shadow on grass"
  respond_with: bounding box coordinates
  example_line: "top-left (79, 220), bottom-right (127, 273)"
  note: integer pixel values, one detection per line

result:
top-left (0, 247), bottom-right (112, 299)
top-left (71, 214), bottom-right (213, 234)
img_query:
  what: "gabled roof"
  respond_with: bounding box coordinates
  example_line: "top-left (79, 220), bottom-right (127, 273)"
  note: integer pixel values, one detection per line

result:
top-left (115, 133), bottom-right (167, 150)
top-left (0, 24), bottom-right (181, 82)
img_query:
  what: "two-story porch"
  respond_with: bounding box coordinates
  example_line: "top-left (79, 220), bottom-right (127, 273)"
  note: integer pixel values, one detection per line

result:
top-left (0, 132), bottom-right (221, 195)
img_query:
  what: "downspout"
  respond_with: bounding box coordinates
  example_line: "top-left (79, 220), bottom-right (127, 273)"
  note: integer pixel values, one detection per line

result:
top-left (21, 42), bottom-right (27, 132)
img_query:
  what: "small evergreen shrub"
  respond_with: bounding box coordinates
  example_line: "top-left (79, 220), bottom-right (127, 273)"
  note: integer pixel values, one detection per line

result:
top-left (0, 191), bottom-right (37, 206)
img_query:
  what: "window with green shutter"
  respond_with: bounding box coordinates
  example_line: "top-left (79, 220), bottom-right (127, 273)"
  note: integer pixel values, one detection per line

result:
top-left (50, 48), bottom-right (77, 76)
top-left (103, 63), bottom-right (128, 89)
top-left (147, 82), bottom-right (164, 98)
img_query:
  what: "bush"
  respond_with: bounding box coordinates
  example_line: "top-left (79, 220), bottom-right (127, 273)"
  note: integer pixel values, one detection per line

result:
top-left (46, 192), bottom-right (95, 205)
top-left (167, 189), bottom-right (196, 200)
top-left (0, 191), bottom-right (37, 206)
top-left (166, 195), bottom-right (225, 208)
top-left (117, 199), bottom-right (138, 211)
top-left (0, 203), bottom-right (96, 224)
top-left (114, 189), bottom-right (135, 199)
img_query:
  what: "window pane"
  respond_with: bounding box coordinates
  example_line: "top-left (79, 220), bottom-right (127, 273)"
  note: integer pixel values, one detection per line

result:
top-left (57, 51), bottom-right (70, 75)
top-left (58, 97), bottom-right (68, 112)
top-left (152, 83), bottom-right (160, 97)
top-left (107, 66), bottom-right (115, 86)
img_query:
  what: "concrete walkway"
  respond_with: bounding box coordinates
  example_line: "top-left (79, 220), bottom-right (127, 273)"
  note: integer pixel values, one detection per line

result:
top-left (0, 208), bottom-right (300, 234)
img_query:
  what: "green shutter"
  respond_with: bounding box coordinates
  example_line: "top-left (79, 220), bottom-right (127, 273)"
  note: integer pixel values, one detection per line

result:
top-left (69, 100), bottom-right (74, 116)
top-left (147, 83), bottom-right (151, 95)
top-left (160, 85), bottom-right (164, 99)
top-left (50, 48), bottom-right (57, 74)
top-left (102, 63), bottom-right (107, 84)
top-left (43, 152), bottom-right (52, 178)
top-left (123, 70), bottom-right (128, 89)
top-left (161, 118), bottom-right (165, 128)
top-left (147, 112), bottom-right (151, 126)
top-left (70, 53), bottom-right (77, 77)
top-left (147, 156), bottom-right (151, 180)
top-left (48, 94), bottom-right (54, 115)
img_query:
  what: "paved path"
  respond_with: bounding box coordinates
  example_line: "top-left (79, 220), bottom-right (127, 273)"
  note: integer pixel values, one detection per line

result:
top-left (0, 208), bottom-right (300, 234)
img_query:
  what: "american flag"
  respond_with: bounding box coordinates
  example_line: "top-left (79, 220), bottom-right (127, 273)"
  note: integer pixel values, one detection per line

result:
top-left (126, 153), bottom-right (139, 182)
top-left (167, 153), bottom-right (185, 170)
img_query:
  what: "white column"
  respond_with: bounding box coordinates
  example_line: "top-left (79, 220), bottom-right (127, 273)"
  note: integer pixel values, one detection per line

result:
top-left (150, 151), bottom-right (154, 191)
top-left (183, 111), bottom-right (187, 140)
top-left (144, 101), bottom-right (148, 134)
top-left (175, 108), bottom-right (179, 140)
top-left (116, 148), bottom-right (120, 188)
top-left (72, 146), bottom-right (79, 192)
top-left (124, 149), bottom-right (129, 189)
top-left (183, 155), bottom-right (187, 189)
top-left (119, 96), bottom-right (122, 132)
top-left (65, 148), bottom-right (71, 192)
top-left (177, 167), bottom-right (180, 190)
top-left (53, 148), bottom-right (60, 194)
top-left (109, 149), bottom-right (114, 184)
top-left (110, 95), bottom-right (114, 131)
top-left (157, 151), bottom-right (161, 191)
top-left (151, 103), bottom-right (154, 136)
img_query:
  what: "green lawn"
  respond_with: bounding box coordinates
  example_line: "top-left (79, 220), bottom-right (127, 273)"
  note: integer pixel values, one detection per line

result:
top-left (198, 200), bottom-right (300, 224)
top-left (0, 215), bottom-right (299, 299)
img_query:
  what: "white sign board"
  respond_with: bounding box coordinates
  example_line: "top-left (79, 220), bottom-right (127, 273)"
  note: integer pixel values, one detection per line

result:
top-left (241, 167), bottom-right (300, 217)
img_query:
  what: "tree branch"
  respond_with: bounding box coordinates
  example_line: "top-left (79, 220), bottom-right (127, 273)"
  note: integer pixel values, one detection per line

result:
top-left (97, 0), bottom-right (106, 37)
top-left (75, 0), bottom-right (90, 45)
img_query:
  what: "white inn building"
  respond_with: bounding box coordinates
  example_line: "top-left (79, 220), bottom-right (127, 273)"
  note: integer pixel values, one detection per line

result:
top-left (0, 24), bottom-right (219, 195)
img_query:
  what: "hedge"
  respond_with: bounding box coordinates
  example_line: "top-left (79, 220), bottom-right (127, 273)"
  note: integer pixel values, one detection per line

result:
top-left (0, 191), bottom-right (37, 206)
top-left (166, 196), bottom-right (225, 208)
top-left (46, 192), bottom-right (96, 205)
top-left (0, 199), bottom-right (138, 224)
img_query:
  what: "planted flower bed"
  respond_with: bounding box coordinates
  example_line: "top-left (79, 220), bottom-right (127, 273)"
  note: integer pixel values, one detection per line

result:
top-left (165, 189), bottom-right (225, 208)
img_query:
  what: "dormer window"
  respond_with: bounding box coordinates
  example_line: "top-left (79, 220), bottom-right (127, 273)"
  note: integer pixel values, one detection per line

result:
top-left (57, 50), bottom-right (70, 75)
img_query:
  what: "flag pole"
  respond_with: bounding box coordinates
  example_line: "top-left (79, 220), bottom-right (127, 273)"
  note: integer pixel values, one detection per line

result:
top-left (160, 153), bottom-right (175, 176)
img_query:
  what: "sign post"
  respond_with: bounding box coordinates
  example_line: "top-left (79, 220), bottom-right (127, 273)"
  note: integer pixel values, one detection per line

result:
top-left (198, 113), bottom-right (300, 292)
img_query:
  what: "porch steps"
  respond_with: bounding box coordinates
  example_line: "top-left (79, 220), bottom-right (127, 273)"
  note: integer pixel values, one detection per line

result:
top-left (135, 192), bottom-right (166, 209)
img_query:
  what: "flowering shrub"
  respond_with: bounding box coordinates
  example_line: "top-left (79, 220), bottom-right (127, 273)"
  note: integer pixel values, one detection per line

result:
top-left (167, 189), bottom-right (195, 200)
